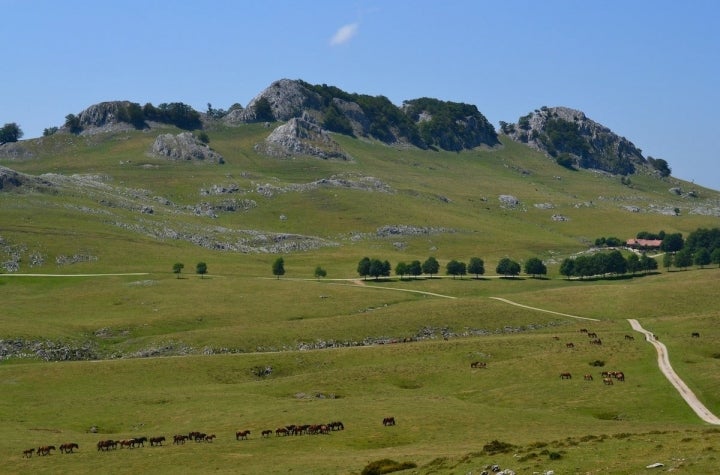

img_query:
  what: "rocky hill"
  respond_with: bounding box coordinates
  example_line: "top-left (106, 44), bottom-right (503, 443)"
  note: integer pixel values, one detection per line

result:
top-left (223, 79), bottom-right (499, 151)
top-left (500, 106), bottom-right (646, 175)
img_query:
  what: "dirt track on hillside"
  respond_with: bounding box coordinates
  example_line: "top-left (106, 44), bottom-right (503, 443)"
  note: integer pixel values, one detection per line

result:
top-left (628, 319), bottom-right (720, 425)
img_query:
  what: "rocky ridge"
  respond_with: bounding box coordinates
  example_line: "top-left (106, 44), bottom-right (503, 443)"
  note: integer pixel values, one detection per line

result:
top-left (501, 106), bottom-right (646, 175)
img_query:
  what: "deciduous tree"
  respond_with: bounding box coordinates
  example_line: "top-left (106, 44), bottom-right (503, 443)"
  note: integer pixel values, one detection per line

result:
top-left (272, 257), bottom-right (285, 279)
top-left (467, 257), bottom-right (485, 279)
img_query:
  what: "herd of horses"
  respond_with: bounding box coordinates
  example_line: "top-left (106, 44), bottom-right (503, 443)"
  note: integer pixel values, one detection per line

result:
top-left (558, 328), bottom-right (631, 385)
top-left (23, 421), bottom-right (359, 458)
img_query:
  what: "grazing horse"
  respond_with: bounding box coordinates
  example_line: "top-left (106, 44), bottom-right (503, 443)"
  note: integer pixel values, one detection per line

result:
top-left (97, 440), bottom-right (115, 451)
top-left (261, 429), bottom-right (273, 438)
top-left (275, 427), bottom-right (288, 436)
top-left (692, 332), bottom-right (700, 338)
top-left (603, 377), bottom-right (614, 385)
top-left (565, 342), bottom-right (574, 348)
top-left (587, 332), bottom-right (597, 338)
top-left (579, 328), bottom-right (588, 333)
top-left (328, 421), bottom-right (344, 431)
top-left (614, 371), bottom-right (625, 382)
top-left (37, 445), bottom-right (56, 456)
top-left (382, 417), bottom-right (396, 426)
top-left (204, 434), bottom-right (216, 442)
top-left (150, 436), bottom-right (165, 447)
top-left (119, 439), bottom-right (134, 449)
top-left (132, 437), bottom-right (147, 448)
top-left (560, 372), bottom-right (572, 379)
top-left (471, 361), bottom-right (487, 368)
top-left (625, 334), bottom-right (635, 341)
top-left (22, 448), bottom-right (35, 458)
top-left (590, 338), bottom-right (602, 345)
top-left (583, 374), bottom-right (593, 381)
top-left (173, 434), bottom-right (188, 444)
top-left (236, 430), bottom-right (251, 440)
top-left (59, 442), bottom-right (79, 453)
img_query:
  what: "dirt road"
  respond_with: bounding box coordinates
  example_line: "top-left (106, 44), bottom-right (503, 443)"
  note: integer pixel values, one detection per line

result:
top-left (628, 318), bottom-right (720, 425)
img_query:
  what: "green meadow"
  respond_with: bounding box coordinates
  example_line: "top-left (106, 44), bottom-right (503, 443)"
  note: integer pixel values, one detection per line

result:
top-left (1, 124), bottom-right (720, 473)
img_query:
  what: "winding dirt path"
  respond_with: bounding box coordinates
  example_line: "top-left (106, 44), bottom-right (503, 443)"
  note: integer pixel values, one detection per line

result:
top-left (628, 319), bottom-right (720, 425)
top-left (488, 297), bottom-right (600, 321)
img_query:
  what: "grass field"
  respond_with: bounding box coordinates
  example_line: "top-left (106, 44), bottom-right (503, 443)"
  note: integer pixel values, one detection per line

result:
top-left (2, 124), bottom-right (720, 474)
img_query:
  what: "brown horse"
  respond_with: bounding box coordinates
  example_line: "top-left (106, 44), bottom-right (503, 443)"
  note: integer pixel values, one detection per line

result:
top-left (119, 439), bottom-right (134, 449)
top-left (59, 442), bottom-right (79, 453)
top-left (470, 361), bottom-right (487, 368)
top-left (22, 448), bottom-right (35, 458)
top-left (382, 416), bottom-right (396, 426)
top-left (565, 342), bottom-right (574, 348)
top-left (560, 372), bottom-right (572, 379)
top-left (37, 445), bottom-right (56, 456)
top-left (692, 332), bottom-right (700, 338)
top-left (173, 434), bottom-right (188, 445)
top-left (603, 377), bottom-right (614, 385)
top-left (625, 334), bottom-right (635, 341)
top-left (149, 436), bottom-right (165, 446)
top-left (583, 374), bottom-right (593, 381)
top-left (236, 430), bottom-right (251, 440)
top-left (204, 434), bottom-right (216, 442)
top-left (614, 371), bottom-right (625, 382)
top-left (587, 332), bottom-right (598, 338)
top-left (97, 439), bottom-right (116, 451)
top-left (261, 429), bottom-right (273, 438)
top-left (275, 427), bottom-right (288, 436)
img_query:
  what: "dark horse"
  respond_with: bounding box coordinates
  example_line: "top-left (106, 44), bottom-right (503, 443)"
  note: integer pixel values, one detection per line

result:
top-left (150, 436), bottom-right (166, 446)
top-left (560, 372), bottom-right (572, 379)
top-left (236, 430), bottom-right (251, 440)
top-left (382, 417), bottom-right (396, 426)
top-left (37, 445), bottom-right (56, 456)
top-left (59, 442), bottom-right (79, 453)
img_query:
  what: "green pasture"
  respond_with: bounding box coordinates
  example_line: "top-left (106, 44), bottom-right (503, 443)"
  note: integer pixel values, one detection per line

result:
top-left (2, 124), bottom-right (720, 473)
top-left (2, 268), bottom-right (720, 474)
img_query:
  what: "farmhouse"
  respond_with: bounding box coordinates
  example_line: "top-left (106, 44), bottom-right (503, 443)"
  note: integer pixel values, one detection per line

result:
top-left (626, 238), bottom-right (662, 249)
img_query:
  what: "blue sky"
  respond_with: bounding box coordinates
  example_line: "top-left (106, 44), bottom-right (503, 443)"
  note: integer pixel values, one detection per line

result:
top-left (2, 0), bottom-right (719, 189)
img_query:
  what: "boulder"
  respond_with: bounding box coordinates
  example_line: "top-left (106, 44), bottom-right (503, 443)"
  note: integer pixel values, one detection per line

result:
top-left (150, 132), bottom-right (224, 163)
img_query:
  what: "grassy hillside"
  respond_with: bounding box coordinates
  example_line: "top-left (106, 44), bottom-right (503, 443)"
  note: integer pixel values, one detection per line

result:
top-left (1, 124), bottom-right (720, 473)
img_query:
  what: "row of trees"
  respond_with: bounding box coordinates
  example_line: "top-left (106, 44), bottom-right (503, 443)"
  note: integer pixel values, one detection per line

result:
top-left (172, 262), bottom-right (207, 278)
top-left (357, 256), bottom-right (546, 280)
top-left (559, 250), bottom-right (657, 279)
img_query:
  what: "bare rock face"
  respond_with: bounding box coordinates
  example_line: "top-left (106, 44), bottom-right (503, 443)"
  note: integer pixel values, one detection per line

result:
top-left (150, 133), bottom-right (225, 163)
top-left (224, 79), bottom-right (320, 123)
top-left (76, 101), bottom-right (138, 133)
top-left (255, 117), bottom-right (350, 160)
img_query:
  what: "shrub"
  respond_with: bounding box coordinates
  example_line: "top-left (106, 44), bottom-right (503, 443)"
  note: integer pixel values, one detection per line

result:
top-left (483, 439), bottom-right (516, 454)
top-left (361, 459), bottom-right (417, 475)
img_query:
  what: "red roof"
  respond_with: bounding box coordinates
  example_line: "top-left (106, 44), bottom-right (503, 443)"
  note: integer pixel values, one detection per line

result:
top-left (626, 238), bottom-right (662, 248)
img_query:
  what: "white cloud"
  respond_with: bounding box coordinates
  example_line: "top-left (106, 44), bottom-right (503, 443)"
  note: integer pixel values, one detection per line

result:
top-left (330, 23), bottom-right (359, 46)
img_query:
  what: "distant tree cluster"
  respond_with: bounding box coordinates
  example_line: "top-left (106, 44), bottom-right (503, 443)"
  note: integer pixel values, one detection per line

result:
top-left (403, 98), bottom-right (499, 151)
top-left (299, 81), bottom-right (425, 148)
top-left (646, 156), bottom-right (672, 177)
top-left (357, 257), bottom-right (392, 280)
top-left (663, 227), bottom-right (720, 270)
top-left (142, 102), bottom-right (202, 130)
top-left (0, 122), bottom-right (23, 144)
top-left (560, 250), bottom-right (657, 279)
top-left (594, 236), bottom-right (623, 247)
